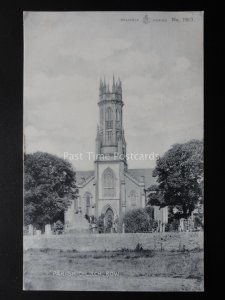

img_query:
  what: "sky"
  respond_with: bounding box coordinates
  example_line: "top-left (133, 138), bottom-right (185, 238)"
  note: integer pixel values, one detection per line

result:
top-left (24, 11), bottom-right (203, 170)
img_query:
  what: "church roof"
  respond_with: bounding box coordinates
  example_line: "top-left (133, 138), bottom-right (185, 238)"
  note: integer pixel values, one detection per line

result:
top-left (75, 170), bottom-right (95, 185)
top-left (127, 168), bottom-right (157, 188)
top-left (75, 168), bottom-right (157, 188)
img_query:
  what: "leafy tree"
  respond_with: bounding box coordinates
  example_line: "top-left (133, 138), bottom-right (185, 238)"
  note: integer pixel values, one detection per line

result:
top-left (152, 139), bottom-right (203, 219)
top-left (146, 184), bottom-right (164, 207)
top-left (123, 208), bottom-right (152, 233)
top-left (24, 152), bottom-right (77, 230)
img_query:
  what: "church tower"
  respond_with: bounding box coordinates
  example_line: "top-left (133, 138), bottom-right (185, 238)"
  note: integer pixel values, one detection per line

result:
top-left (96, 75), bottom-right (127, 163)
top-left (94, 76), bottom-right (127, 224)
top-left (64, 75), bottom-right (152, 233)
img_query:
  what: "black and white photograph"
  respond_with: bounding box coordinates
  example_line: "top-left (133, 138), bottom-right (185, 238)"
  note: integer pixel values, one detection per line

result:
top-left (23, 11), bottom-right (204, 291)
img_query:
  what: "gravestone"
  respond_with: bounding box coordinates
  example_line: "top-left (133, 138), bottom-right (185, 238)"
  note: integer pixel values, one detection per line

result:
top-left (36, 230), bottom-right (41, 236)
top-left (45, 224), bottom-right (52, 236)
top-left (92, 224), bottom-right (98, 234)
top-left (180, 218), bottom-right (185, 232)
top-left (28, 224), bottom-right (34, 235)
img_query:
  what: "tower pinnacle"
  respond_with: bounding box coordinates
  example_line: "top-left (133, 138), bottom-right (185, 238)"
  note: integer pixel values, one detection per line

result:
top-left (112, 74), bottom-right (116, 92)
top-left (99, 75), bottom-right (122, 97)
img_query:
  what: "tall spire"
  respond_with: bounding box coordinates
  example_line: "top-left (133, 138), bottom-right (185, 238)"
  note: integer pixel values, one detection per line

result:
top-left (99, 78), bottom-right (103, 94)
top-left (117, 77), bottom-right (122, 93)
top-left (112, 74), bottom-right (115, 92)
top-left (103, 76), bottom-right (106, 93)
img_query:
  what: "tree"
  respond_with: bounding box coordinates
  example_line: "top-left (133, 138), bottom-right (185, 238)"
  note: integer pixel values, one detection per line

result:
top-left (24, 152), bottom-right (77, 230)
top-left (123, 208), bottom-right (152, 233)
top-left (146, 184), bottom-right (164, 207)
top-left (152, 139), bottom-right (203, 219)
top-left (145, 205), bottom-right (154, 218)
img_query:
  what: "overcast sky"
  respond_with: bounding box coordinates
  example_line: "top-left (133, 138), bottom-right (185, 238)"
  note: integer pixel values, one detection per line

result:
top-left (24, 11), bottom-right (203, 170)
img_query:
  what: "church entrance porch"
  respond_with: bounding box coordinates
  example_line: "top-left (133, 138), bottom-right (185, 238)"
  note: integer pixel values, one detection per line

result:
top-left (104, 207), bottom-right (114, 233)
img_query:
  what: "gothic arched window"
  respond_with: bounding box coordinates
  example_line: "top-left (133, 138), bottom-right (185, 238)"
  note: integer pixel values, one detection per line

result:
top-left (106, 107), bottom-right (113, 129)
top-left (130, 190), bottom-right (137, 206)
top-left (84, 192), bottom-right (92, 215)
top-left (106, 107), bottom-right (112, 121)
top-left (116, 131), bottom-right (120, 141)
top-left (116, 108), bottom-right (120, 122)
top-left (106, 131), bottom-right (112, 142)
top-left (100, 108), bottom-right (103, 125)
top-left (103, 168), bottom-right (116, 197)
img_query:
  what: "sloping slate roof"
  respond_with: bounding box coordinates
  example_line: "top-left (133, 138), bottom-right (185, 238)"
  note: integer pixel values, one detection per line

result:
top-left (127, 168), bottom-right (157, 188)
top-left (75, 170), bottom-right (94, 185)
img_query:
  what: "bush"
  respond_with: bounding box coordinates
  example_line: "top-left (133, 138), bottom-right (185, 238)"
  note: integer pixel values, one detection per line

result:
top-left (84, 214), bottom-right (90, 223)
top-left (123, 208), bottom-right (152, 233)
top-left (53, 220), bottom-right (64, 234)
top-left (135, 243), bottom-right (143, 252)
top-left (90, 215), bottom-right (97, 224)
top-left (171, 219), bottom-right (180, 231)
top-left (151, 220), bottom-right (158, 232)
top-left (97, 214), bottom-right (105, 233)
top-left (194, 216), bottom-right (203, 229)
top-left (165, 223), bottom-right (171, 232)
top-left (145, 206), bottom-right (154, 219)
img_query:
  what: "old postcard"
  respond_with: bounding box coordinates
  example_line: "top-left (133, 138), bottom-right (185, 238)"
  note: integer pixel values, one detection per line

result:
top-left (23, 11), bottom-right (204, 291)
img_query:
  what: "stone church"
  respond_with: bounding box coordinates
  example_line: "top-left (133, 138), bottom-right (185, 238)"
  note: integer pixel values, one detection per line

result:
top-left (65, 76), bottom-right (164, 233)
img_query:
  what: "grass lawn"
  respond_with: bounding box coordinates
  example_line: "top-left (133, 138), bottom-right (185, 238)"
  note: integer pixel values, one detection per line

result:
top-left (23, 248), bottom-right (204, 291)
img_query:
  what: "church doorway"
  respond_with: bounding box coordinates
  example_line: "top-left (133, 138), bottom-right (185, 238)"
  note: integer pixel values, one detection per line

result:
top-left (104, 208), bottom-right (114, 233)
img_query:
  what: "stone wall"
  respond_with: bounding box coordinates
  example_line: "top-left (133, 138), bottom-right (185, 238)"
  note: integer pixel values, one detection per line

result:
top-left (24, 232), bottom-right (203, 252)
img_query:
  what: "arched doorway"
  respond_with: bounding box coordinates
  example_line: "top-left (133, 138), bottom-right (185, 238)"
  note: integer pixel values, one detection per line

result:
top-left (104, 207), bottom-right (114, 233)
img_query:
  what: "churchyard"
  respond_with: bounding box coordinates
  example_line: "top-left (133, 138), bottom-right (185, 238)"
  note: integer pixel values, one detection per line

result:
top-left (24, 142), bottom-right (203, 291)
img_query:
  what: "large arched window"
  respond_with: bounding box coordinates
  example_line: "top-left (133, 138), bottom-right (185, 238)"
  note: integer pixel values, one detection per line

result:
top-left (130, 190), bottom-right (137, 206)
top-left (103, 168), bottom-right (116, 197)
